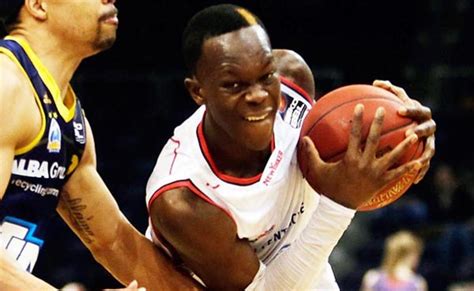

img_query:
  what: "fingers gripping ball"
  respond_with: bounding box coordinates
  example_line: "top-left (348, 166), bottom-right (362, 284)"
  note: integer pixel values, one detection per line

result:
top-left (298, 84), bottom-right (424, 211)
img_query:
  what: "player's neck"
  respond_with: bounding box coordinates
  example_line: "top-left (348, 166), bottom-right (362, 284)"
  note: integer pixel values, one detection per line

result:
top-left (208, 141), bottom-right (270, 178)
top-left (203, 119), bottom-right (271, 178)
top-left (10, 30), bottom-right (82, 101)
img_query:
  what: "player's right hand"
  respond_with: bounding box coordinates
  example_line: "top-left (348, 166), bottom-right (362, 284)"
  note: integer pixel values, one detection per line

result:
top-left (301, 104), bottom-right (422, 209)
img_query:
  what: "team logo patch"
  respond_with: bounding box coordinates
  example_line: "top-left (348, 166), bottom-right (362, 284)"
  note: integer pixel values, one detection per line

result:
top-left (47, 118), bottom-right (61, 153)
top-left (73, 122), bottom-right (86, 144)
top-left (279, 95), bottom-right (308, 128)
top-left (0, 216), bottom-right (44, 273)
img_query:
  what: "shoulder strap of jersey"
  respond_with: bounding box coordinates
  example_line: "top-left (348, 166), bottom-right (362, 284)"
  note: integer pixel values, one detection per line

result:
top-left (0, 40), bottom-right (51, 100)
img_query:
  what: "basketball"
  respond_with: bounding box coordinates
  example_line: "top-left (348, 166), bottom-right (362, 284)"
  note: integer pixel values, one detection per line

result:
top-left (298, 84), bottom-right (424, 211)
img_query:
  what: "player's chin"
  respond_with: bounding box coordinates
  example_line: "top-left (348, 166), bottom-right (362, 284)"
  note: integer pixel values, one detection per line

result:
top-left (94, 36), bottom-right (117, 51)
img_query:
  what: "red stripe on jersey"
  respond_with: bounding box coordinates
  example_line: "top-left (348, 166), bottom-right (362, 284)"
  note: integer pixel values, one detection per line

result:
top-left (169, 137), bottom-right (180, 175)
top-left (280, 75), bottom-right (314, 105)
top-left (147, 181), bottom-right (237, 265)
top-left (196, 119), bottom-right (275, 186)
top-left (147, 179), bottom-right (234, 220)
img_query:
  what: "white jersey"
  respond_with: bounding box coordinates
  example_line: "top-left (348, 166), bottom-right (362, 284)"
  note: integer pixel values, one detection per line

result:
top-left (146, 78), bottom-right (338, 289)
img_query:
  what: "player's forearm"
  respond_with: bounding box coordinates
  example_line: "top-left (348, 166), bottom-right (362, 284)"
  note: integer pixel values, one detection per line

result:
top-left (246, 195), bottom-right (355, 290)
top-left (0, 250), bottom-right (56, 291)
top-left (89, 221), bottom-right (202, 291)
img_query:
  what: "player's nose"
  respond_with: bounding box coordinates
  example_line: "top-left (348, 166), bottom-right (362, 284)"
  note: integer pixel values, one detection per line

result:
top-left (245, 84), bottom-right (269, 104)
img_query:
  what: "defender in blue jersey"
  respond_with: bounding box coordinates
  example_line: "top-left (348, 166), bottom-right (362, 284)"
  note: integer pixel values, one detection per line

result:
top-left (0, 1), bottom-right (201, 290)
top-left (0, 37), bottom-right (88, 273)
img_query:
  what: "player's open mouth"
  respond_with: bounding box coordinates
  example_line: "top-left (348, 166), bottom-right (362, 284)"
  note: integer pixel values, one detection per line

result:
top-left (244, 113), bottom-right (269, 122)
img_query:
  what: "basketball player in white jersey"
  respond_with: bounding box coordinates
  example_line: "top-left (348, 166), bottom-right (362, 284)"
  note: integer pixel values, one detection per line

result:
top-left (145, 4), bottom-right (436, 290)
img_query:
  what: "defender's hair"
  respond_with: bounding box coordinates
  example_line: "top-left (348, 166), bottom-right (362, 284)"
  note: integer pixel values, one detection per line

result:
top-left (0, 0), bottom-right (23, 35)
top-left (182, 4), bottom-right (267, 75)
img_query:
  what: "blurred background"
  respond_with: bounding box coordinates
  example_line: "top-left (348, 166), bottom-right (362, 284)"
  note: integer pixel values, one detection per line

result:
top-left (28, 0), bottom-right (473, 290)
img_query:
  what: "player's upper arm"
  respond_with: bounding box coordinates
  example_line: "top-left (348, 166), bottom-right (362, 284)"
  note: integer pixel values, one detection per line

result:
top-left (57, 120), bottom-right (206, 289)
top-left (149, 187), bottom-right (260, 290)
top-left (0, 55), bottom-right (31, 199)
top-left (273, 49), bottom-right (316, 100)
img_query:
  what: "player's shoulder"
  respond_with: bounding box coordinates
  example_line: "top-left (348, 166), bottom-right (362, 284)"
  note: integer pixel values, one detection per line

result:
top-left (0, 54), bottom-right (29, 103)
top-left (0, 54), bottom-right (36, 146)
top-left (150, 186), bottom-right (235, 239)
top-left (154, 187), bottom-right (198, 214)
top-left (151, 186), bottom-right (215, 217)
top-left (0, 54), bottom-right (32, 114)
top-left (273, 49), bottom-right (315, 99)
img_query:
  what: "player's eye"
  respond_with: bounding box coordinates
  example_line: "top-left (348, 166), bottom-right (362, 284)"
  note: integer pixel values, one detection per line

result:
top-left (261, 72), bottom-right (276, 85)
top-left (222, 81), bottom-right (244, 92)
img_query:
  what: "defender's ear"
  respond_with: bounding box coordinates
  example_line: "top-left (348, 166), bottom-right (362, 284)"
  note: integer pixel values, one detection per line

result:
top-left (24, 0), bottom-right (48, 21)
top-left (184, 77), bottom-right (205, 106)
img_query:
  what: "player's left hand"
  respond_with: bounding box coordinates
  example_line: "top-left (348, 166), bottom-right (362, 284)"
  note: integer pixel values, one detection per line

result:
top-left (373, 80), bottom-right (436, 184)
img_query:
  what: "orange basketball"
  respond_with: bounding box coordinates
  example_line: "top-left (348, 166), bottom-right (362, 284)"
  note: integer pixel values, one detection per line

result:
top-left (298, 84), bottom-right (424, 211)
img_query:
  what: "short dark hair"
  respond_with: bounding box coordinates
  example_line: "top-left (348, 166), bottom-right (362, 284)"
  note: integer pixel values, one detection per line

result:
top-left (0, 0), bottom-right (23, 35)
top-left (182, 4), bottom-right (267, 75)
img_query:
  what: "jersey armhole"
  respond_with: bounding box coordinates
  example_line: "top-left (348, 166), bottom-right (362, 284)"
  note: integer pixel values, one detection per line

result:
top-left (147, 179), bottom-right (235, 224)
top-left (0, 48), bottom-right (47, 156)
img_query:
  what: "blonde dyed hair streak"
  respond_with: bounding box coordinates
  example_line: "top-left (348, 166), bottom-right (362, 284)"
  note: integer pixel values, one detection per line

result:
top-left (235, 8), bottom-right (258, 25)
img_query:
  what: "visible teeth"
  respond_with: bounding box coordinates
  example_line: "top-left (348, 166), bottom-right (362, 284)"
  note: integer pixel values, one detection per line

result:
top-left (245, 114), bottom-right (267, 122)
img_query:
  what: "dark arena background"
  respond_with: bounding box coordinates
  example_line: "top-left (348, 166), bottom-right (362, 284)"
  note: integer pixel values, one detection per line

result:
top-left (20, 0), bottom-right (474, 290)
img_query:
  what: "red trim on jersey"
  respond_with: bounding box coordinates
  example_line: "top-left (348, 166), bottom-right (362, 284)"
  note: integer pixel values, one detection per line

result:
top-left (147, 182), bottom-right (238, 265)
top-left (169, 137), bottom-right (180, 175)
top-left (279, 75), bottom-right (314, 105)
top-left (147, 179), bottom-right (233, 220)
top-left (196, 119), bottom-right (275, 186)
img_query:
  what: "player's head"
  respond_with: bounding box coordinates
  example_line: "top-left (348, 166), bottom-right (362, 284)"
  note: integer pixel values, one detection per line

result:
top-left (183, 4), bottom-right (281, 152)
top-left (182, 4), bottom-right (268, 75)
top-left (1, 0), bottom-right (118, 54)
top-left (382, 231), bottom-right (424, 273)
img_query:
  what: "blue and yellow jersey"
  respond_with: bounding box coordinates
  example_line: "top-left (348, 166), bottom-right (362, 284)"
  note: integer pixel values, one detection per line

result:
top-left (0, 37), bottom-right (86, 272)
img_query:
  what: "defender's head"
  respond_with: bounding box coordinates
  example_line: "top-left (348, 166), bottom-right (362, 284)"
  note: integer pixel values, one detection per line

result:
top-left (0, 0), bottom-right (23, 34)
top-left (1, 0), bottom-right (119, 54)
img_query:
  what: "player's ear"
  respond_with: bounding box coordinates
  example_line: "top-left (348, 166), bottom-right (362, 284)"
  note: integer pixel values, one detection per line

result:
top-left (185, 77), bottom-right (205, 106)
top-left (24, 0), bottom-right (48, 21)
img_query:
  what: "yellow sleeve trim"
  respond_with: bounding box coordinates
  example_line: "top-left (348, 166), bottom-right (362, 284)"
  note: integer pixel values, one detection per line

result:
top-left (4, 36), bottom-right (77, 122)
top-left (0, 47), bottom-right (47, 156)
